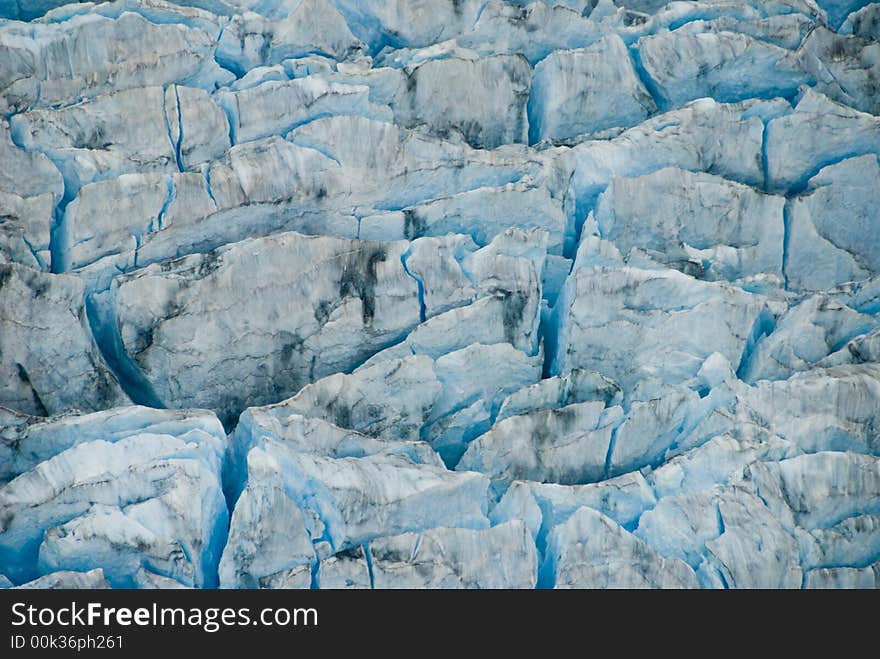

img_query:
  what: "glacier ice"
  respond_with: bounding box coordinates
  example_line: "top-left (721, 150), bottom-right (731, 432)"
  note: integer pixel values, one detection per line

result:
top-left (816, 0), bottom-right (876, 29)
top-left (12, 569), bottom-right (111, 589)
top-left (1, 0), bottom-right (879, 590)
top-left (637, 29), bottom-right (809, 109)
top-left (647, 13), bottom-right (816, 51)
top-left (496, 369), bottom-right (622, 422)
top-left (551, 263), bottom-right (767, 398)
top-left (315, 546), bottom-right (369, 589)
top-left (818, 327), bottom-right (880, 369)
top-left (635, 485), bottom-right (803, 588)
top-left (219, 434), bottom-right (489, 588)
top-left (369, 521), bottom-right (537, 589)
top-left (593, 166), bottom-right (785, 286)
top-left (528, 35), bottom-right (656, 143)
top-left (459, 1), bottom-right (606, 65)
top-left (0, 404), bottom-right (224, 481)
top-left (784, 154), bottom-right (880, 290)
top-left (216, 76), bottom-right (390, 144)
top-left (561, 96), bottom-right (770, 224)
top-left (546, 506), bottom-right (700, 589)
top-left (0, 264), bottom-right (129, 415)
top-left (0, 421), bottom-right (226, 587)
top-left (608, 388), bottom-right (705, 476)
top-left (359, 183), bottom-right (566, 255)
top-left (215, 0), bottom-right (366, 76)
top-left (92, 231), bottom-right (487, 424)
top-left (239, 341), bottom-right (542, 466)
top-left (740, 294), bottom-right (877, 382)
top-left (312, 519), bottom-right (539, 589)
top-left (0, 11), bottom-right (232, 114)
top-left (492, 472), bottom-right (658, 543)
top-left (9, 85), bottom-right (230, 202)
top-left (801, 514), bottom-right (880, 571)
top-left (394, 54), bottom-right (532, 149)
top-left (747, 451), bottom-right (880, 529)
top-left (805, 563), bottom-right (880, 588)
top-left (798, 26), bottom-right (880, 115)
top-left (457, 400), bottom-right (623, 495)
top-left (648, 434), bottom-right (797, 499)
top-left (0, 188), bottom-right (53, 271)
top-left (330, 0), bottom-right (483, 53)
top-left (286, 113), bottom-right (561, 211)
top-left (734, 364), bottom-right (880, 454)
top-left (0, 120), bottom-right (62, 270)
top-left (764, 87), bottom-right (880, 192)
top-left (841, 3), bottom-right (880, 39)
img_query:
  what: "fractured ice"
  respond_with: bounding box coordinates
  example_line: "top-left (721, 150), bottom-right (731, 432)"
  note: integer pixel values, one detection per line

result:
top-left (2, 0), bottom-right (880, 589)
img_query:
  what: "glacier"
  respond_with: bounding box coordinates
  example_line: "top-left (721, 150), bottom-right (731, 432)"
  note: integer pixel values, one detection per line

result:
top-left (1, 0), bottom-right (880, 590)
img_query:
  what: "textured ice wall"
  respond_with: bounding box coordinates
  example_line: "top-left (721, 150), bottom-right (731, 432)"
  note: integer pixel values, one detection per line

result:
top-left (1, 0), bottom-right (880, 589)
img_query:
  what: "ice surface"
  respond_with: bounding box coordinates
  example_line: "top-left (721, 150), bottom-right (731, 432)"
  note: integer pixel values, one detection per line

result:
top-left (804, 563), bottom-right (880, 588)
top-left (635, 486), bottom-right (803, 588)
top-left (740, 295), bottom-right (877, 382)
top-left (90, 230), bottom-right (543, 425)
top-left (457, 401), bottom-right (623, 496)
top-left (528, 35), bottom-right (655, 143)
top-left (552, 264), bottom-right (767, 398)
top-left (309, 520), bottom-right (539, 589)
top-left (2, 0), bottom-right (879, 590)
top-left (841, 3), bottom-right (880, 39)
top-left (496, 369), bottom-right (622, 422)
top-left (0, 120), bottom-right (62, 270)
top-left (369, 522), bottom-right (537, 589)
top-left (799, 27), bottom-right (880, 115)
top-left (359, 183), bottom-right (566, 255)
top-left (594, 167), bottom-right (785, 286)
top-left (784, 155), bottom-right (880, 290)
top-left (816, 0), bottom-right (876, 29)
top-left (561, 97), bottom-right (771, 225)
top-left (0, 12), bottom-right (232, 113)
top-left (13, 569), bottom-right (111, 589)
top-left (0, 404), bottom-right (223, 482)
top-left (747, 451), bottom-right (880, 529)
top-left (638, 29), bottom-right (809, 109)
top-left (492, 473), bottom-right (657, 542)
top-left (216, 77), bottom-right (390, 144)
top-left (0, 425), bottom-right (226, 586)
top-left (734, 365), bottom-right (880, 454)
top-left (546, 506), bottom-right (699, 588)
top-left (216, 0), bottom-right (366, 75)
top-left (394, 55), bottom-right (532, 149)
top-left (459, 1), bottom-right (606, 65)
top-left (764, 88), bottom-right (880, 192)
top-left (242, 341), bottom-right (542, 467)
top-left (330, 0), bottom-right (482, 53)
top-left (0, 264), bottom-right (129, 415)
top-left (220, 434), bottom-right (489, 587)
top-left (315, 546), bottom-right (369, 589)
top-left (10, 86), bottom-right (229, 198)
